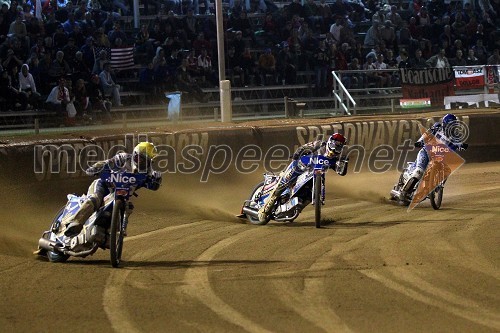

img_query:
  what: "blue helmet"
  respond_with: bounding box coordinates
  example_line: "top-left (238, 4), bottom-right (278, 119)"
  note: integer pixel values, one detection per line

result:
top-left (442, 113), bottom-right (457, 129)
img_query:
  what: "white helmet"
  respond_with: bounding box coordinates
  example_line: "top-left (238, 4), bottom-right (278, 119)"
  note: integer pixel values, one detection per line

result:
top-left (325, 133), bottom-right (346, 157)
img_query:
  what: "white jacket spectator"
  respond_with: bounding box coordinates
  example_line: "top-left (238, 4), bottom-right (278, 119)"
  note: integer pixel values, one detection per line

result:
top-left (18, 64), bottom-right (37, 92)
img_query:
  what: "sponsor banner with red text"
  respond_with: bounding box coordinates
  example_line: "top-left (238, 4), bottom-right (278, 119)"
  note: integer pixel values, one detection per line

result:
top-left (454, 66), bottom-right (485, 89)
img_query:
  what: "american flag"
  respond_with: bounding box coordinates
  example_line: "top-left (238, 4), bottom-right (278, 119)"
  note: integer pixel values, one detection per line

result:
top-left (94, 46), bottom-right (135, 71)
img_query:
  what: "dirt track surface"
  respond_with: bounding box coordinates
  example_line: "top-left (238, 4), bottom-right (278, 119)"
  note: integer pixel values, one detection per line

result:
top-left (1, 161), bottom-right (499, 333)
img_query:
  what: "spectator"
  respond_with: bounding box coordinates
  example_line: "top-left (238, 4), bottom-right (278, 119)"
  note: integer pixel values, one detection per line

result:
top-left (380, 20), bottom-right (396, 50)
top-left (487, 49), bottom-right (500, 65)
top-left (71, 51), bottom-right (92, 83)
top-left (240, 46), bottom-right (258, 86)
top-left (176, 58), bottom-right (207, 102)
top-left (397, 50), bottom-right (411, 68)
top-left (465, 49), bottom-right (480, 65)
top-left (0, 68), bottom-right (28, 110)
top-left (410, 49), bottom-right (428, 68)
top-left (230, 11), bottom-right (255, 43)
top-left (181, 8), bottom-right (199, 43)
top-left (99, 62), bottom-right (122, 107)
top-left (62, 12), bottom-right (79, 35)
top-left (46, 77), bottom-right (71, 125)
top-left (135, 24), bottom-right (154, 59)
top-left (192, 32), bottom-right (211, 57)
top-left (80, 11), bottom-right (97, 38)
top-left (329, 17), bottom-right (343, 46)
top-left (108, 21), bottom-right (127, 47)
top-left (19, 63), bottom-right (42, 108)
top-left (197, 47), bottom-right (215, 85)
top-left (73, 78), bottom-right (91, 120)
top-left (86, 73), bottom-right (112, 122)
top-left (374, 53), bottom-right (391, 87)
top-left (94, 27), bottom-right (111, 47)
top-left (92, 49), bottom-right (108, 74)
top-left (364, 21), bottom-right (380, 49)
top-left (2, 48), bottom-right (23, 71)
top-left (68, 24), bottom-right (86, 48)
top-left (152, 47), bottom-right (166, 70)
top-left (154, 56), bottom-right (171, 92)
top-left (8, 13), bottom-right (29, 49)
top-left (258, 48), bottom-right (276, 85)
top-left (80, 37), bottom-right (95, 70)
top-left (426, 48), bottom-right (451, 68)
top-left (346, 57), bottom-right (364, 89)
top-left (313, 39), bottom-right (330, 93)
top-left (62, 37), bottom-right (78, 66)
top-left (48, 50), bottom-right (71, 82)
top-left (139, 62), bottom-right (155, 95)
top-left (53, 24), bottom-right (69, 51)
top-left (276, 42), bottom-right (296, 84)
top-left (388, 5), bottom-right (403, 29)
top-left (450, 49), bottom-right (467, 66)
top-left (473, 39), bottom-right (488, 64)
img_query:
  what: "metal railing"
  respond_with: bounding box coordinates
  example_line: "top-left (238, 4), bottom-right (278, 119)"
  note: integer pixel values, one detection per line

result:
top-left (331, 70), bottom-right (357, 115)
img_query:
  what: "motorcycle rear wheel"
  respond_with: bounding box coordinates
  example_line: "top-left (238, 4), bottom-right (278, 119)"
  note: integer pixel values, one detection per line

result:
top-left (47, 206), bottom-right (70, 263)
top-left (314, 173), bottom-right (322, 228)
top-left (110, 199), bottom-right (125, 268)
top-left (246, 181), bottom-right (270, 225)
top-left (430, 185), bottom-right (443, 210)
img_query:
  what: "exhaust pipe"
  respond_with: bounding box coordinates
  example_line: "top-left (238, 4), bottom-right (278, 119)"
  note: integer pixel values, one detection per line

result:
top-left (242, 206), bottom-right (259, 219)
top-left (390, 189), bottom-right (400, 199)
top-left (38, 237), bottom-right (56, 251)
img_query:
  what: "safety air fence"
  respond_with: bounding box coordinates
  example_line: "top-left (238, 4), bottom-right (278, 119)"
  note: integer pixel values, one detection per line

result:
top-left (1, 111), bottom-right (499, 184)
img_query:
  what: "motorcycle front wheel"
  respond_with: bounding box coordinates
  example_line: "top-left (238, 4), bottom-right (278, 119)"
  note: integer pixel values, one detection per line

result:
top-left (110, 199), bottom-right (126, 267)
top-left (47, 206), bottom-right (70, 263)
top-left (314, 173), bottom-right (322, 228)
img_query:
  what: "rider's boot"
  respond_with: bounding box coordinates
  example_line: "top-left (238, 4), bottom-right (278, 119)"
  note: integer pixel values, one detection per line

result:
top-left (64, 200), bottom-right (95, 237)
top-left (258, 190), bottom-right (279, 223)
top-left (258, 180), bottom-right (289, 222)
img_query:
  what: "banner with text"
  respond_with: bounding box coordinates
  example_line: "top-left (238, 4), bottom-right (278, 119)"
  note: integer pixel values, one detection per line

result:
top-left (400, 68), bottom-right (455, 106)
top-left (454, 66), bottom-right (485, 89)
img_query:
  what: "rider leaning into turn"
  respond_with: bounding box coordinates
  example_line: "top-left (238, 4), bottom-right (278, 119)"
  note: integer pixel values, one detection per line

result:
top-left (399, 113), bottom-right (468, 200)
top-left (64, 142), bottom-right (162, 237)
top-left (258, 133), bottom-right (348, 223)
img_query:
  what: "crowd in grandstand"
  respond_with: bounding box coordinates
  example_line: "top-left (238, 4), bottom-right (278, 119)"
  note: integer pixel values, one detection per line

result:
top-left (0, 0), bottom-right (499, 125)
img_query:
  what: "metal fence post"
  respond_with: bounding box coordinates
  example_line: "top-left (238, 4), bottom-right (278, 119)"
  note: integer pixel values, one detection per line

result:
top-left (284, 96), bottom-right (289, 118)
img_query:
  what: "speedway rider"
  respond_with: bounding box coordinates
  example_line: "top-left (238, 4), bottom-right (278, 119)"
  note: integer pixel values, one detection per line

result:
top-left (64, 142), bottom-right (162, 237)
top-left (398, 113), bottom-right (468, 200)
top-left (258, 133), bottom-right (348, 223)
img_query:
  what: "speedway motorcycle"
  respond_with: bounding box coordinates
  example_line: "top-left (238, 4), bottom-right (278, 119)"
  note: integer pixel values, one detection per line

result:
top-left (35, 171), bottom-right (147, 267)
top-left (238, 151), bottom-right (347, 228)
top-left (390, 143), bottom-right (454, 210)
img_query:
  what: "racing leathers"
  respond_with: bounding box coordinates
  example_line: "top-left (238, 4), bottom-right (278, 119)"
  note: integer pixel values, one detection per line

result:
top-left (400, 122), bottom-right (468, 198)
top-left (257, 140), bottom-right (348, 223)
top-left (64, 152), bottom-right (162, 236)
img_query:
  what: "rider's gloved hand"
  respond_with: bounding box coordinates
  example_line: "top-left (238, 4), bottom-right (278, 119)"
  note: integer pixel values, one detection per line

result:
top-left (85, 167), bottom-right (98, 176)
top-left (414, 141), bottom-right (423, 148)
top-left (147, 171), bottom-right (162, 190)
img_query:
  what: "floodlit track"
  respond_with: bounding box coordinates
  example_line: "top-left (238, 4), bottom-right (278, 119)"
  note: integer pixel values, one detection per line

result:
top-left (0, 163), bottom-right (499, 333)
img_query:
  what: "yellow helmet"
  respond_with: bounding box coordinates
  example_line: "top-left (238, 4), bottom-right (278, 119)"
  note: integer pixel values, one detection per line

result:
top-left (132, 142), bottom-right (157, 172)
